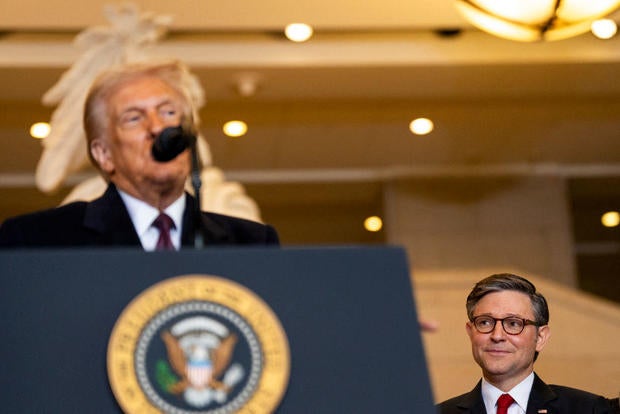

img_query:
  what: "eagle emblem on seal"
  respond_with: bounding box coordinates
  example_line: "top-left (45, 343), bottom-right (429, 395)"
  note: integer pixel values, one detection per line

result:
top-left (156, 316), bottom-right (245, 408)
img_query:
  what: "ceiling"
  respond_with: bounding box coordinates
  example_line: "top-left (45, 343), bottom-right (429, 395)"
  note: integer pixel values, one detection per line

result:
top-left (1, 1), bottom-right (620, 230)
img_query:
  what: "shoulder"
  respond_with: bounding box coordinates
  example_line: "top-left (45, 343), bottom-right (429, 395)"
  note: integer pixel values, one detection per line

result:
top-left (530, 374), bottom-right (612, 413)
top-left (0, 201), bottom-right (88, 247)
top-left (548, 384), bottom-right (605, 398)
top-left (547, 384), bottom-right (611, 409)
top-left (436, 393), bottom-right (466, 411)
top-left (436, 389), bottom-right (481, 414)
top-left (202, 211), bottom-right (279, 245)
top-left (1, 201), bottom-right (88, 228)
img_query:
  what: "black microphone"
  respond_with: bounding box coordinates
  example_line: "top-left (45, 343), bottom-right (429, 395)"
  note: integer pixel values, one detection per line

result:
top-left (151, 126), bottom-right (195, 162)
top-left (152, 125), bottom-right (205, 248)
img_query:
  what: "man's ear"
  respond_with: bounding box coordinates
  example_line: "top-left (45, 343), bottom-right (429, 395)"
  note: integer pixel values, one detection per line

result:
top-left (90, 138), bottom-right (114, 174)
top-left (465, 321), bottom-right (474, 339)
top-left (535, 325), bottom-right (551, 353)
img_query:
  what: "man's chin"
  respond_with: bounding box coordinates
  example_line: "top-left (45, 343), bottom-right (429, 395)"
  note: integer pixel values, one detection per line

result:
top-left (147, 172), bottom-right (186, 191)
top-left (151, 164), bottom-right (189, 180)
top-left (479, 358), bottom-right (511, 376)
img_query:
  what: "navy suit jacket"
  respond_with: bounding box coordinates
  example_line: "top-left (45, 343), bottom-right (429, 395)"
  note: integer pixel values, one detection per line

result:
top-left (436, 373), bottom-right (612, 414)
top-left (0, 184), bottom-right (279, 248)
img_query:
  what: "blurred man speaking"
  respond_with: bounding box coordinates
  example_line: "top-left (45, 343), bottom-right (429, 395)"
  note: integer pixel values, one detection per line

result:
top-left (0, 61), bottom-right (278, 249)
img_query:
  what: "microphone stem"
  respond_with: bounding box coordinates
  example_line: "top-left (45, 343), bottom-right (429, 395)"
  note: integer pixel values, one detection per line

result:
top-left (189, 138), bottom-right (204, 249)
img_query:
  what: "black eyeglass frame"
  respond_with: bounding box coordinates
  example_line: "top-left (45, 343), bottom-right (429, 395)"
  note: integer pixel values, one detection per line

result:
top-left (470, 315), bottom-right (540, 335)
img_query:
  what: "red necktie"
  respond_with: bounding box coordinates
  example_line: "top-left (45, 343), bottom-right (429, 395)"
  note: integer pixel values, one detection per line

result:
top-left (153, 213), bottom-right (175, 251)
top-left (496, 393), bottom-right (515, 414)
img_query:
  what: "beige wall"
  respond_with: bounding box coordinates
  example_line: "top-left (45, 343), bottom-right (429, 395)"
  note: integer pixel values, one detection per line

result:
top-left (384, 176), bottom-right (577, 286)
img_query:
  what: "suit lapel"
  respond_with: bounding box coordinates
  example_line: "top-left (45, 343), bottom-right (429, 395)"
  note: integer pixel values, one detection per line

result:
top-left (526, 373), bottom-right (558, 414)
top-left (450, 375), bottom-right (558, 414)
top-left (83, 184), bottom-right (142, 246)
top-left (181, 193), bottom-right (231, 246)
top-left (82, 186), bottom-right (234, 247)
top-left (457, 381), bottom-right (487, 414)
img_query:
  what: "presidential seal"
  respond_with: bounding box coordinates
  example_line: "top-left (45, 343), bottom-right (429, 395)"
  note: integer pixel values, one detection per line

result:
top-left (107, 275), bottom-right (290, 414)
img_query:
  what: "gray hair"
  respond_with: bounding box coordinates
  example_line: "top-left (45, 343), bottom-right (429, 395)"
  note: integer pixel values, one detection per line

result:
top-left (466, 273), bottom-right (549, 326)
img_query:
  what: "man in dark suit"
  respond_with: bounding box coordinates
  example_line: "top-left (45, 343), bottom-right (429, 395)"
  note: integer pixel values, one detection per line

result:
top-left (0, 61), bottom-right (278, 249)
top-left (436, 273), bottom-right (612, 414)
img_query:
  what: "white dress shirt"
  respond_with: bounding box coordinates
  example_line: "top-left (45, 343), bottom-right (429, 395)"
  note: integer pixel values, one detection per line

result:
top-left (481, 372), bottom-right (535, 414)
top-left (118, 190), bottom-right (185, 251)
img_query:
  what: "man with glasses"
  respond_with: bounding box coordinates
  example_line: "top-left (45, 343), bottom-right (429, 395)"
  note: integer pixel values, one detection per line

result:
top-left (436, 273), bottom-right (613, 414)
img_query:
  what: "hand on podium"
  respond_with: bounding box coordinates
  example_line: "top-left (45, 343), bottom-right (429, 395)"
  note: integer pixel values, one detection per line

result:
top-left (419, 319), bottom-right (439, 333)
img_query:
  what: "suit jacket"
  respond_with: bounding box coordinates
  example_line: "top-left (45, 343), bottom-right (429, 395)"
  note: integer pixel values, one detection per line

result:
top-left (436, 373), bottom-right (612, 414)
top-left (0, 184), bottom-right (279, 248)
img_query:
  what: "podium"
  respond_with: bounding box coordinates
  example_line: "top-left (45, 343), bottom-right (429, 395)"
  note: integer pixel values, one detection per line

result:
top-left (0, 246), bottom-right (435, 413)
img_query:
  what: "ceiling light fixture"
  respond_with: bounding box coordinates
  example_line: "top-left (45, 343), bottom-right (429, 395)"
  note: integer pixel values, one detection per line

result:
top-left (223, 120), bottom-right (248, 138)
top-left (591, 18), bottom-right (618, 39)
top-left (284, 23), bottom-right (314, 42)
top-left (601, 211), bottom-right (620, 227)
top-left (30, 122), bottom-right (51, 139)
top-left (454, 0), bottom-right (620, 41)
top-left (364, 216), bottom-right (383, 232)
top-left (409, 118), bottom-right (434, 136)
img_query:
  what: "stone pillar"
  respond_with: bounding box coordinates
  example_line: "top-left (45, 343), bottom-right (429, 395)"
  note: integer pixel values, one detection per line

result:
top-left (384, 176), bottom-right (576, 286)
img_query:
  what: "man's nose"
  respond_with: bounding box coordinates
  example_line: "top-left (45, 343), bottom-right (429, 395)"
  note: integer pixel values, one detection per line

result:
top-left (146, 112), bottom-right (166, 136)
top-left (490, 321), bottom-right (506, 340)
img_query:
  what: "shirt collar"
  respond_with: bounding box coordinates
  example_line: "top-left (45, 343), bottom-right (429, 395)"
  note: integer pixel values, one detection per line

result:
top-left (481, 372), bottom-right (534, 414)
top-left (118, 189), bottom-right (186, 238)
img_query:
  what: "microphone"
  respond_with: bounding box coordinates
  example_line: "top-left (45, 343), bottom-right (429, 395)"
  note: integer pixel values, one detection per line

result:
top-left (151, 126), bottom-right (195, 162)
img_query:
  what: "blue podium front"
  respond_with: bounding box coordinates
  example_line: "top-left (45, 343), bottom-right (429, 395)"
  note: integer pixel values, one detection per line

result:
top-left (0, 246), bottom-right (435, 413)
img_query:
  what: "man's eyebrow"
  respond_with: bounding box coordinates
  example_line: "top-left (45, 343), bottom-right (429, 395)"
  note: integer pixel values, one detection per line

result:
top-left (156, 100), bottom-right (179, 109)
top-left (116, 106), bottom-right (143, 120)
top-left (472, 312), bottom-right (527, 318)
top-left (119, 106), bottom-right (142, 113)
top-left (117, 99), bottom-right (177, 114)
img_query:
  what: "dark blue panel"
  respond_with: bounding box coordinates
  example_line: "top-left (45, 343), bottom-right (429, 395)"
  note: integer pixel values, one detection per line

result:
top-left (0, 246), bottom-right (435, 413)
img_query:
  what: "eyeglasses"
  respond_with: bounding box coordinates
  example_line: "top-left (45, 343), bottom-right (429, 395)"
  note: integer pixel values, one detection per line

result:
top-left (471, 315), bottom-right (540, 335)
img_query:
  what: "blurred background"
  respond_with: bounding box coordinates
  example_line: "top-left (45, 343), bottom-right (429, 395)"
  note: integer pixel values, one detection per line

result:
top-left (1, 0), bottom-right (619, 402)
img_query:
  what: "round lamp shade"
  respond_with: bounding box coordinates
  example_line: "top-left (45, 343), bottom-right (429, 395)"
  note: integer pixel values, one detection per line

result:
top-left (455, 0), bottom-right (620, 41)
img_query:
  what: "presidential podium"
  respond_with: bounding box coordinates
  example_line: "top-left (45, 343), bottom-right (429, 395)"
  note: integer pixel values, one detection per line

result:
top-left (0, 246), bottom-right (435, 413)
